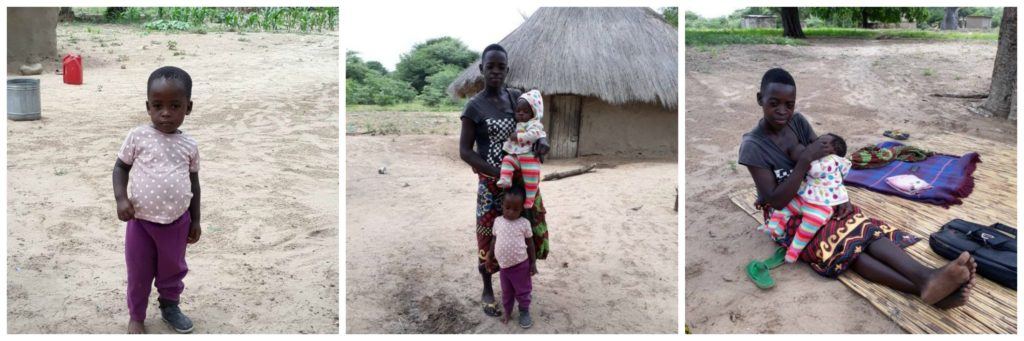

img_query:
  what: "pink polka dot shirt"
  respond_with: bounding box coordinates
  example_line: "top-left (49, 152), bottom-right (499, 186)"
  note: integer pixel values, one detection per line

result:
top-left (493, 216), bottom-right (533, 269)
top-left (117, 125), bottom-right (199, 224)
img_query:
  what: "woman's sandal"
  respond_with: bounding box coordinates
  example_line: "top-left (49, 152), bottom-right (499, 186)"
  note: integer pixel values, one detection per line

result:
top-left (763, 247), bottom-right (787, 270)
top-left (883, 130), bottom-right (910, 140)
top-left (482, 301), bottom-right (502, 317)
top-left (746, 260), bottom-right (775, 289)
top-left (745, 247), bottom-right (786, 289)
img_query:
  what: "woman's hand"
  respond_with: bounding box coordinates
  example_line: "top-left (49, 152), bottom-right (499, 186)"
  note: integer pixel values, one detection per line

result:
top-left (832, 201), bottom-right (854, 221)
top-left (534, 138), bottom-right (550, 163)
top-left (484, 259), bottom-right (495, 273)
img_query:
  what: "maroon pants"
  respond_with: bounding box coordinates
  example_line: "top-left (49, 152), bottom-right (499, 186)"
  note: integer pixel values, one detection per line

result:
top-left (125, 212), bottom-right (190, 322)
top-left (499, 260), bottom-right (532, 314)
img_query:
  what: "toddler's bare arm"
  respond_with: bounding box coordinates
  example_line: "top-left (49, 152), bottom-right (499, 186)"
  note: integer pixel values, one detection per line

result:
top-left (187, 172), bottom-right (201, 243)
top-left (112, 159), bottom-right (134, 221)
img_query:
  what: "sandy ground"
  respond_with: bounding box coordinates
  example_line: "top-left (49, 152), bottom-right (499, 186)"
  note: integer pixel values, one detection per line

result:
top-left (7, 24), bottom-right (339, 333)
top-left (684, 39), bottom-right (1015, 333)
top-left (345, 112), bottom-right (678, 333)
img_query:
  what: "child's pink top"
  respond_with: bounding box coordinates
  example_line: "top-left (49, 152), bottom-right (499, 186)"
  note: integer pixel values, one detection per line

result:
top-left (798, 154), bottom-right (851, 206)
top-left (117, 125), bottom-right (200, 224)
top-left (493, 216), bottom-right (533, 269)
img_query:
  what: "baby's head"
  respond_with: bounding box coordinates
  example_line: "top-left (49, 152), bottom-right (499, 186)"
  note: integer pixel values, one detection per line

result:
top-left (515, 90), bottom-right (544, 123)
top-left (146, 66), bottom-right (193, 134)
top-left (514, 99), bottom-right (534, 123)
top-left (819, 133), bottom-right (847, 157)
top-left (502, 186), bottom-right (526, 220)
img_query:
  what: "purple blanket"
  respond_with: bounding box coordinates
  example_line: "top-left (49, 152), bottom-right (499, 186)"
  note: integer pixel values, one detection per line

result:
top-left (844, 142), bottom-right (981, 207)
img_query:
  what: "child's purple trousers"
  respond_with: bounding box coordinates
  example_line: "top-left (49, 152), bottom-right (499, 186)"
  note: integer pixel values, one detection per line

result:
top-left (499, 260), bottom-right (532, 314)
top-left (125, 212), bottom-right (190, 322)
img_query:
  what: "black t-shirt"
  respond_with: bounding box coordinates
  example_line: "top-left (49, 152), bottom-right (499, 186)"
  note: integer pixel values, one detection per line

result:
top-left (738, 113), bottom-right (816, 184)
top-left (461, 88), bottom-right (523, 168)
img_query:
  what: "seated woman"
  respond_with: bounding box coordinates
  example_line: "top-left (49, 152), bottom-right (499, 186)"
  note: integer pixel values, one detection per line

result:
top-left (738, 68), bottom-right (977, 309)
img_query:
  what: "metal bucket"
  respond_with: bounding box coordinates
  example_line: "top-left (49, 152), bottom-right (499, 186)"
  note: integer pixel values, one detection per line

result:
top-left (8, 78), bottom-right (41, 121)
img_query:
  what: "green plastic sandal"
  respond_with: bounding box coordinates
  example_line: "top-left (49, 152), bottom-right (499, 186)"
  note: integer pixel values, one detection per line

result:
top-left (763, 247), bottom-right (787, 269)
top-left (746, 260), bottom-right (775, 289)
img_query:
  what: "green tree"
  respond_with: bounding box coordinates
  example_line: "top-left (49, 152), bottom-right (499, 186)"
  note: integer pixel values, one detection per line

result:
top-left (365, 61), bottom-right (388, 75)
top-left (347, 51), bottom-right (417, 105)
top-left (684, 10), bottom-right (700, 25)
top-left (661, 7), bottom-right (678, 27)
top-left (809, 7), bottom-right (928, 28)
top-left (416, 65), bottom-right (462, 106)
top-left (395, 36), bottom-right (477, 93)
top-left (346, 51), bottom-right (375, 83)
top-left (365, 75), bottom-right (417, 105)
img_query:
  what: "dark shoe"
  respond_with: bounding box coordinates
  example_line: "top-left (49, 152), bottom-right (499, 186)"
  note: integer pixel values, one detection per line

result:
top-left (159, 299), bottom-right (194, 334)
top-left (518, 309), bottom-right (533, 329)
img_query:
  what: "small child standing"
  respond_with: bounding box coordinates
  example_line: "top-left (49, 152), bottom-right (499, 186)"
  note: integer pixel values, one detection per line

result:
top-left (496, 90), bottom-right (546, 209)
top-left (760, 133), bottom-right (850, 263)
top-left (113, 66), bottom-right (201, 334)
top-left (487, 187), bottom-right (538, 329)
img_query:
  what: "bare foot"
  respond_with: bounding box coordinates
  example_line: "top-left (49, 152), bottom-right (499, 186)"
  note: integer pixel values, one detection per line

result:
top-left (935, 256), bottom-right (978, 309)
top-left (128, 320), bottom-right (146, 334)
top-left (920, 252), bottom-right (972, 304)
top-left (966, 255), bottom-right (977, 280)
top-left (500, 313), bottom-right (510, 325)
top-left (934, 279), bottom-right (974, 309)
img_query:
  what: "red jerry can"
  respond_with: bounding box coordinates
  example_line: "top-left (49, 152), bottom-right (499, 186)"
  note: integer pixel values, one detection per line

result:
top-left (63, 53), bottom-right (83, 85)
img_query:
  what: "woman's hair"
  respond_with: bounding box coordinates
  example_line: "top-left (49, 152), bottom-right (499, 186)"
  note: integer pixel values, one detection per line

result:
top-left (759, 68), bottom-right (795, 98)
top-left (824, 133), bottom-right (848, 157)
top-left (481, 44), bottom-right (507, 60)
top-left (148, 66), bottom-right (193, 98)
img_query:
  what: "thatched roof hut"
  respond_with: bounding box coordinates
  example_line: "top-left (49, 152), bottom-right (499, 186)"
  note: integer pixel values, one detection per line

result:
top-left (448, 7), bottom-right (678, 159)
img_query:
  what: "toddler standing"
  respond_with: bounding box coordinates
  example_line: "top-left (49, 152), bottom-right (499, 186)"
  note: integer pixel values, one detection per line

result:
top-left (113, 66), bottom-right (201, 334)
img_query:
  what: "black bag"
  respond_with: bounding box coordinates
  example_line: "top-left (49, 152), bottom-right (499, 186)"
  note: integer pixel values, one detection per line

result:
top-left (929, 219), bottom-right (1016, 290)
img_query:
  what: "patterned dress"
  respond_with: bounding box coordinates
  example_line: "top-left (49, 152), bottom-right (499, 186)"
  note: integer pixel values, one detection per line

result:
top-left (766, 205), bottom-right (919, 277)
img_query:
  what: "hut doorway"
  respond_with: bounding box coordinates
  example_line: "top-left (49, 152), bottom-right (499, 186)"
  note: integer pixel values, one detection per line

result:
top-left (547, 95), bottom-right (582, 159)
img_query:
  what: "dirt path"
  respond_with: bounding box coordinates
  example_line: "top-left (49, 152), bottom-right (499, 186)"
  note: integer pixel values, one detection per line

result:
top-left (684, 39), bottom-right (1014, 333)
top-left (7, 24), bottom-right (339, 333)
top-left (345, 116), bottom-right (678, 333)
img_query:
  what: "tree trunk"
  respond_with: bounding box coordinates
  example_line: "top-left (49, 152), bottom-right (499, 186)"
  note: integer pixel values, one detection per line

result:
top-left (979, 7), bottom-right (1016, 119)
top-left (58, 7), bottom-right (74, 22)
top-left (780, 7), bottom-right (805, 39)
top-left (941, 7), bottom-right (959, 30)
top-left (6, 8), bottom-right (60, 73)
top-left (861, 8), bottom-right (870, 28)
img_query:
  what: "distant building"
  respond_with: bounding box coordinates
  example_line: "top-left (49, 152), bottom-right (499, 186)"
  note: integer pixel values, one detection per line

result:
top-left (741, 15), bottom-right (777, 29)
top-left (963, 15), bottom-right (992, 29)
top-left (871, 21), bottom-right (917, 29)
